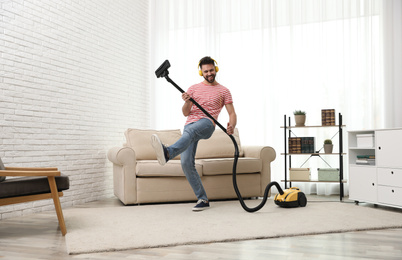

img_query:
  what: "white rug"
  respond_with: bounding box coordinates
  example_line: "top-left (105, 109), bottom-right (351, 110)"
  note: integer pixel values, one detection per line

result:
top-left (64, 199), bottom-right (402, 254)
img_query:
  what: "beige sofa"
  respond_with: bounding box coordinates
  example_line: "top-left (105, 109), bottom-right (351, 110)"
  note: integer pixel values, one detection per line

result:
top-left (107, 128), bottom-right (276, 205)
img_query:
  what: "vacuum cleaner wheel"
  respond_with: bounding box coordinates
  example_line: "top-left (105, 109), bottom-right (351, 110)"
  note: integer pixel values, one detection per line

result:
top-left (298, 192), bottom-right (307, 207)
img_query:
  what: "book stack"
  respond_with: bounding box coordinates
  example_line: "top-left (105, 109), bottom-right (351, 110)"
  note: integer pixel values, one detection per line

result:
top-left (321, 109), bottom-right (335, 126)
top-left (288, 137), bottom-right (315, 154)
top-left (356, 155), bottom-right (375, 165)
top-left (288, 137), bottom-right (301, 153)
top-left (301, 137), bottom-right (315, 153)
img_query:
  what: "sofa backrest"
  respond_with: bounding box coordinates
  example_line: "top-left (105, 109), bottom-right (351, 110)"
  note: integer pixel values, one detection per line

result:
top-left (195, 128), bottom-right (243, 159)
top-left (124, 128), bottom-right (243, 160)
top-left (124, 129), bottom-right (182, 160)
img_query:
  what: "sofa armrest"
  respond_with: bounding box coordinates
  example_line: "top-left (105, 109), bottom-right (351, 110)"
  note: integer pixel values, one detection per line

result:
top-left (242, 146), bottom-right (276, 162)
top-left (242, 146), bottom-right (276, 196)
top-left (107, 146), bottom-right (136, 166)
top-left (107, 146), bottom-right (137, 204)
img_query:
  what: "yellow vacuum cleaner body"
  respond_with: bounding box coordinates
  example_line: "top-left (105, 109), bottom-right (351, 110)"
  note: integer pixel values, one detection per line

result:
top-left (274, 187), bottom-right (307, 208)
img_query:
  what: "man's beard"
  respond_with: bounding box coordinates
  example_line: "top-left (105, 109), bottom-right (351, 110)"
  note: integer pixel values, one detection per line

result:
top-left (204, 74), bottom-right (215, 84)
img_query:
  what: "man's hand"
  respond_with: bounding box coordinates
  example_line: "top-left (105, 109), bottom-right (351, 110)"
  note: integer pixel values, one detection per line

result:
top-left (182, 92), bottom-right (193, 116)
top-left (182, 92), bottom-right (191, 102)
top-left (227, 123), bottom-right (234, 135)
top-left (225, 103), bottom-right (237, 135)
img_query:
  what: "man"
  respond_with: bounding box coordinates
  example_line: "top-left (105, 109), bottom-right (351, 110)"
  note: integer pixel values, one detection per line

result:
top-left (151, 56), bottom-right (237, 211)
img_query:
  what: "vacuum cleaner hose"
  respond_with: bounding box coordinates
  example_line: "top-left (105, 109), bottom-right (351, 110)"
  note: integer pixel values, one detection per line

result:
top-left (155, 60), bottom-right (284, 213)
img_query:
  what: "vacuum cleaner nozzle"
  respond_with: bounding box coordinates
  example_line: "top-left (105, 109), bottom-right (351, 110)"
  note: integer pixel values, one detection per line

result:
top-left (155, 60), bottom-right (171, 78)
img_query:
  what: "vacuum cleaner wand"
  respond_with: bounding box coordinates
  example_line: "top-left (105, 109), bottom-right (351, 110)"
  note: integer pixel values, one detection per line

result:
top-left (155, 60), bottom-right (285, 213)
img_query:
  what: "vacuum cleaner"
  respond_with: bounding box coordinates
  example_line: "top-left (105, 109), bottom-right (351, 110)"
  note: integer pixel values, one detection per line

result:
top-left (155, 60), bottom-right (307, 212)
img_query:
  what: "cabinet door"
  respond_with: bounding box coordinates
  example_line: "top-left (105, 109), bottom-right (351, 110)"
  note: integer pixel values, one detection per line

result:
top-left (349, 166), bottom-right (377, 203)
top-left (376, 129), bottom-right (402, 168)
top-left (378, 186), bottom-right (402, 207)
top-left (377, 168), bottom-right (402, 188)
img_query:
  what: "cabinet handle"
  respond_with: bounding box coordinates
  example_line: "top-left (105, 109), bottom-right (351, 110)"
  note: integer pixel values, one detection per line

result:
top-left (372, 183), bottom-right (375, 186)
top-left (391, 171), bottom-right (394, 174)
top-left (378, 146), bottom-right (381, 150)
top-left (392, 190), bottom-right (394, 193)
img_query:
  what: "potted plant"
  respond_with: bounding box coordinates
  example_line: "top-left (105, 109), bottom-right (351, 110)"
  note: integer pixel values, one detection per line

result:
top-left (324, 139), bottom-right (333, 154)
top-left (293, 110), bottom-right (306, 127)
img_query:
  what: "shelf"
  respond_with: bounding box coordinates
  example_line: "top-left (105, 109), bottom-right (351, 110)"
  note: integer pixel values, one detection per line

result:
top-left (280, 125), bottom-right (346, 129)
top-left (350, 164), bottom-right (376, 167)
top-left (280, 153), bottom-right (346, 155)
top-left (349, 147), bottom-right (375, 150)
top-left (281, 180), bottom-right (347, 183)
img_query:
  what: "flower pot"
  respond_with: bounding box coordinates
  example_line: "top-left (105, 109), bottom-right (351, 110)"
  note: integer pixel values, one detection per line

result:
top-left (294, 115), bottom-right (306, 127)
top-left (324, 144), bottom-right (333, 154)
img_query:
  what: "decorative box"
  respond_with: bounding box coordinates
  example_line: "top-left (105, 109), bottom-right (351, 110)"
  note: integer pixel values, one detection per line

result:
top-left (289, 168), bottom-right (310, 181)
top-left (318, 168), bottom-right (339, 181)
top-left (356, 134), bottom-right (374, 148)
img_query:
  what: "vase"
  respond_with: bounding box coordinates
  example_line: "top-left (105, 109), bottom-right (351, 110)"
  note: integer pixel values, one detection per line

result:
top-left (294, 115), bottom-right (306, 127)
top-left (324, 144), bottom-right (333, 154)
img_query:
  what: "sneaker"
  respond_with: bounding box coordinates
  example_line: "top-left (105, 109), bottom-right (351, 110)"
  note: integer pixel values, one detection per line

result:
top-left (151, 134), bottom-right (169, 166)
top-left (192, 199), bottom-right (210, 211)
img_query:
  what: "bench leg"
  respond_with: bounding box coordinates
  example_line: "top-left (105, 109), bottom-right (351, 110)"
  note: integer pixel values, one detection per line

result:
top-left (48, 176), bottom-right (67, 236)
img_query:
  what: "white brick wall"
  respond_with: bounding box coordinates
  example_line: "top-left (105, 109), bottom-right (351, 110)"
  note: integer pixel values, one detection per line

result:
top-left (0, 0), bottom-right (150, 219)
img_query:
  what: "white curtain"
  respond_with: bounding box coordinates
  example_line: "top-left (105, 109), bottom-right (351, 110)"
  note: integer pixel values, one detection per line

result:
top-left (150, 0), bottom-right (401, 195)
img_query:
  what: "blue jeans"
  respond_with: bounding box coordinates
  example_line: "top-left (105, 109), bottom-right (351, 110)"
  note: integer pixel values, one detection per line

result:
top-left (166, 118), bottom-right (215, 201)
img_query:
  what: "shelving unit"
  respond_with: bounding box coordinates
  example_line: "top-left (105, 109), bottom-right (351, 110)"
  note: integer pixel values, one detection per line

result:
top-left (281, 113), bottom-right (346, 201)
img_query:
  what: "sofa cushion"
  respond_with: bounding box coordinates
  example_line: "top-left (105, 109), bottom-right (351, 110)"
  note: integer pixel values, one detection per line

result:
top-left (200, 157), bottom-right (262, 176)
top-left (136, 160), bottom-right (202, 177)
top-left (195, 128), bottom-right (243, 159)
top-left (135, 157), bottom-right (261, 177)
top-left (125, 129), bottom-right (182, 160)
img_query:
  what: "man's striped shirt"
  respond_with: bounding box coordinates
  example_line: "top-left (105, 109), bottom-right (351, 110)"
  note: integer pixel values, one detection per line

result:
top-left (185, 82), bottom-right (233, 125)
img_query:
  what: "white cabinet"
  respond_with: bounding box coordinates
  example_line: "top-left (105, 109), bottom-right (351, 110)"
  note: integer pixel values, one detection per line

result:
top-left (349, 128), bottom-right (402, 209)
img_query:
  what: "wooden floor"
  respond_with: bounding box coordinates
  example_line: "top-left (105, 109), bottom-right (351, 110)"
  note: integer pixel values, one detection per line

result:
top-left (1, 196), bottom-right (402, 260)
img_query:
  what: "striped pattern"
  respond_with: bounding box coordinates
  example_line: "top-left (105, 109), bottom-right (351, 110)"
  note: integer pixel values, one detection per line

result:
top-left (186, 82), bottom-right (233, 125)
